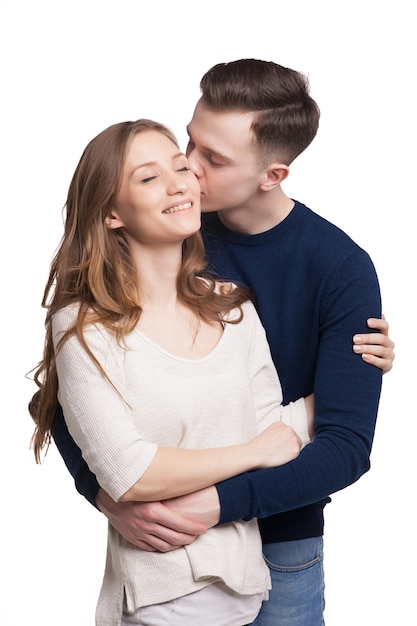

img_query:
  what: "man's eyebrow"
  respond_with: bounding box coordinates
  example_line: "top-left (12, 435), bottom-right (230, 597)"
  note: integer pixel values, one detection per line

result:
top-left (186, 126), bottom-right (231, 162)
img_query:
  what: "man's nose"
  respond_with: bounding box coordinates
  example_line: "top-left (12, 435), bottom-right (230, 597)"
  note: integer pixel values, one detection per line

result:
top-left (187, 150), bottom-right (203, 178)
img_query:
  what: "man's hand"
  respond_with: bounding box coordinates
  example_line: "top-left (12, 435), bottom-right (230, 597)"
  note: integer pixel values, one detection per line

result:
top-left (96, 488), bottom-right (208, 552)
top-left (164, 486), bottom-right (221, 530)
top-left (353, 315), bottom-right (395, 373)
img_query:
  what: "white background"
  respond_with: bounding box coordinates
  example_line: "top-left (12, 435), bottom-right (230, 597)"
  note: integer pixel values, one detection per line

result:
top-left (1, 1), bottom-right (415, 624)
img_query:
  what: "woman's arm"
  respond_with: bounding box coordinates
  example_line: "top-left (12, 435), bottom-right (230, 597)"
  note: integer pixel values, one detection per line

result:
top-left (120, 420), bottom-right (300, 501)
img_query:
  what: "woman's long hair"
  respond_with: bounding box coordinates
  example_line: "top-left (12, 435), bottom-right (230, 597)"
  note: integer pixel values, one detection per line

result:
top-left (30, 119), bottom-right (251, 462)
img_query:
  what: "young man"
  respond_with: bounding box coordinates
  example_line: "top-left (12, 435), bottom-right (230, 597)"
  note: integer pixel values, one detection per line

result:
top-left (53, 60), bottom-right (394, 624)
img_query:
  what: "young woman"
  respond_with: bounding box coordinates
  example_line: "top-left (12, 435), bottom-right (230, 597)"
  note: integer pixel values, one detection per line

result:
top-left (30, 119), bottom-right (313, 626)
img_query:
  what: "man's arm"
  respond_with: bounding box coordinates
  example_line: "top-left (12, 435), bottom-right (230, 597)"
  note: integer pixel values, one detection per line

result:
top-left (215, 249), bottom-right (383, 524)
top-left (53, 404), bottom-right (100, 507)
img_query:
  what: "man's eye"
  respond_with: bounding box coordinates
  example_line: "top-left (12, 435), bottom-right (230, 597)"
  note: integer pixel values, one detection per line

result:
top-left (185, 140), bottom-right (195, 155)
top-left (207, 155), bottom-right (223, 166)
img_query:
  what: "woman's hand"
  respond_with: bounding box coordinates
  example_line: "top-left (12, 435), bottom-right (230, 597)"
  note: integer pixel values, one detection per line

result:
top-left (353, 315), bottom-right (395, 373)
top-left (247, 421), bottom-right (302, 469)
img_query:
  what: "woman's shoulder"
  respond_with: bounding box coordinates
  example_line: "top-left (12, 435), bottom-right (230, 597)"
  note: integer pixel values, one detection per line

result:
top-left (52, 302), bottom-right (81, 331)
top-left (52, 302), bottom-right (106, 336)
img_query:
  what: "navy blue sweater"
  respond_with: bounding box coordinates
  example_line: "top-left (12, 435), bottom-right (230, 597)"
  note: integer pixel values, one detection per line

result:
top-left (53, 201), bottom-right (382, 544)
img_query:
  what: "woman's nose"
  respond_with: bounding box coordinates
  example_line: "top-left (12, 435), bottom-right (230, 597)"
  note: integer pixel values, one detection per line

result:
top-left (167, 171), bottom-right (188, 194)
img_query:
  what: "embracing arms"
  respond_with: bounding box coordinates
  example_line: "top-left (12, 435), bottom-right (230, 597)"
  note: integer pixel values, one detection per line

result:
top-left (52, 297), bottom-right (393, 549)
top-left (52, 302), bottom-right (313, 508)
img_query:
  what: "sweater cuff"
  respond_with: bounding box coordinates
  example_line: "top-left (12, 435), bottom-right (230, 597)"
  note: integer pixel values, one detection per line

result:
top-left (216, 473), bottom-right (254, 525)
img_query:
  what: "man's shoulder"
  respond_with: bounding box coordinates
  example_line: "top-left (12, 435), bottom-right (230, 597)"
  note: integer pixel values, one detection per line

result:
top-left (200, 202), bottom-right (371, 264)
top-left (296, 201), bottom-right (365, 253)
top-left (296, 201), bottom-right (350, 235)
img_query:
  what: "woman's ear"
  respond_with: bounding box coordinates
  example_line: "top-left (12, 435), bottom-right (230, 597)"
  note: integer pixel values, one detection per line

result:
top-left (105, 207), bottom-right (125, 230)
top-left (260, 162), bottom-right (290, 191)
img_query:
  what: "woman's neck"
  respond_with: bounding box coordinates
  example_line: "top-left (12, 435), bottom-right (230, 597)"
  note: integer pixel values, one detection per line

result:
top-left (128, 240), bottom-right (224, 358)
top-left (131, 241), bottom-right (182, 310)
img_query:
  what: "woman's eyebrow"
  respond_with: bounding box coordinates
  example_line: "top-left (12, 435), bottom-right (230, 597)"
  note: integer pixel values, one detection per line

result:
top-left (129, 152), bottom-right (185, 177)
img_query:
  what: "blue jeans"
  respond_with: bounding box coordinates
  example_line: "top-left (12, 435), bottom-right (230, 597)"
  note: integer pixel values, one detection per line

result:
top-left (251, 537), bottom-right (325, 626)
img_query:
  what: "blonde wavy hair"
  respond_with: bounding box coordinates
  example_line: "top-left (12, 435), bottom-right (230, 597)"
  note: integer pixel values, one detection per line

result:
top-left (30, 119), bottom-right (251, 462)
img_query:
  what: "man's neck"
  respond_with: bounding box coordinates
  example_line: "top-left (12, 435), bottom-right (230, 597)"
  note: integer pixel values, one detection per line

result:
top-left (215, 193), bottom-right (295, 235)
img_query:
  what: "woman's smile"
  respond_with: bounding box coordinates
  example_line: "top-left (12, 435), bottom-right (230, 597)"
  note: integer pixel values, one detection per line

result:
top-left (162, 201), bottom-right (193, 215)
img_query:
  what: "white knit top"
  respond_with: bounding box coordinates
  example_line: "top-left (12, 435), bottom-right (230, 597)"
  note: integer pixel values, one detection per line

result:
top-left (53, 299), bottom-right (310, 624)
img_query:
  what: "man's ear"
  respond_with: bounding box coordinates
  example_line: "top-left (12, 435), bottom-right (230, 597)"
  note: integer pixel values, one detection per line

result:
top-left (260, 162), bottom-right (290, 191)
top-left (105, 207), bottom-right (125, 230)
